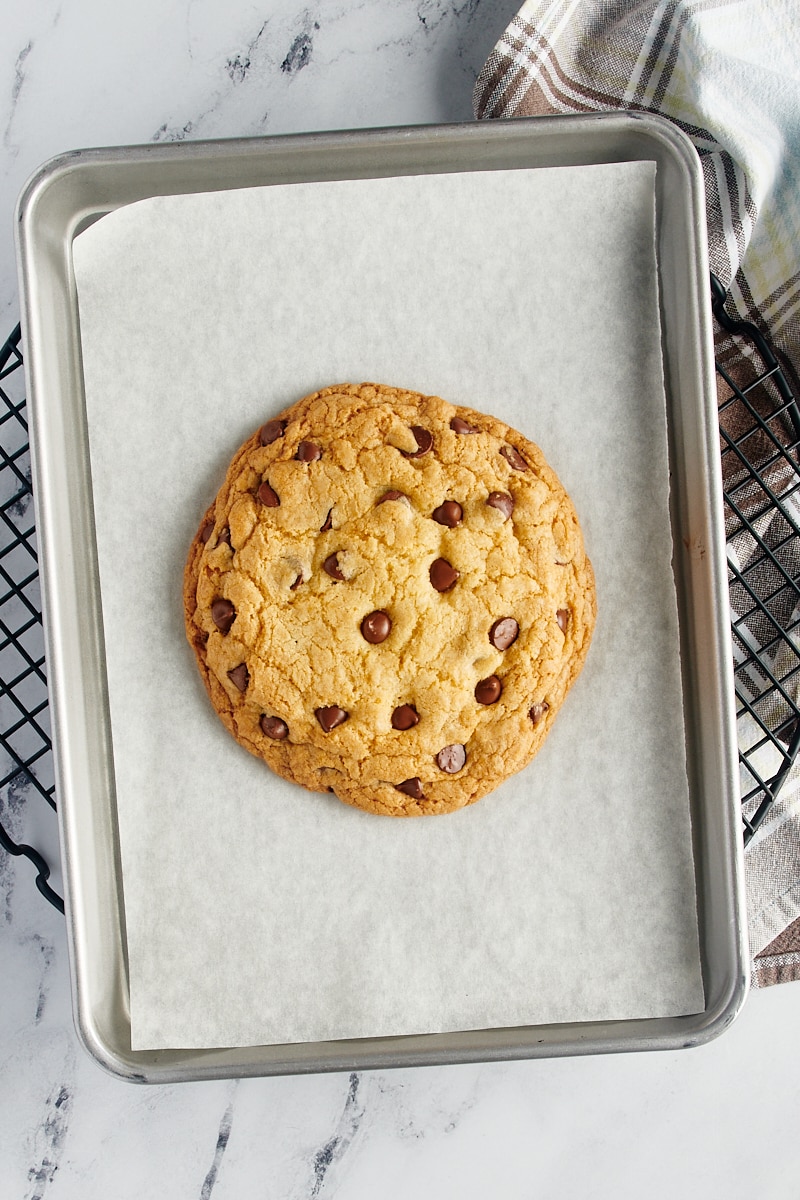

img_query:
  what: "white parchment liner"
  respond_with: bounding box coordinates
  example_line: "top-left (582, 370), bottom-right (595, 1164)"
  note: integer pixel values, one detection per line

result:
top-left (72, 162), bottom-right (704, 1050)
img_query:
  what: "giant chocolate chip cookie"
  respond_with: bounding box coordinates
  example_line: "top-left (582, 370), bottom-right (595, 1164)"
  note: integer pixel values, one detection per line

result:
top-left (183, 383), bottom-right (596, 815)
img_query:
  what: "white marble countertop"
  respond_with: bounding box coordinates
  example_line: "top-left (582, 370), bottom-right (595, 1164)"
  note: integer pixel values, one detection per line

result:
top-left (2, 3), bottom-right (800, 1196)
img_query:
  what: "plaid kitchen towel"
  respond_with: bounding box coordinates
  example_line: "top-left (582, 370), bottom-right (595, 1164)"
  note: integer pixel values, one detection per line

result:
top-left (475, 0), bottom-right (800, 985)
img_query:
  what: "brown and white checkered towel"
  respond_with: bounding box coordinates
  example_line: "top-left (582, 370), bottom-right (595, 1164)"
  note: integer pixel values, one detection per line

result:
top-left (475, 0), bottom-right (800, 985)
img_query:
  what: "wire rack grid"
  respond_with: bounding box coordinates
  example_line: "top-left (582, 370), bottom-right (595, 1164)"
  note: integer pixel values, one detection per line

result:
top-left (711, 277), bottom-right (800, 843)
top-left (0, 324), bottom-right (62, 911)
top-left (1, 293), bottom-right (800, 910)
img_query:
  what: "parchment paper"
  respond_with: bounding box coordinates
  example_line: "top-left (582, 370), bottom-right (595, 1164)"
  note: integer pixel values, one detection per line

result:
top-left (72, 162), bottom-right (704, 1050)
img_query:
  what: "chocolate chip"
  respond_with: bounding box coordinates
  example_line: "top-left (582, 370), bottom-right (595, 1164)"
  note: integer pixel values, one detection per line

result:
top-left (320, 508), bottom-right (333, 531)
top-left (432, 501), bottom-right (462, 527)
top-left (529, 702), bottom-right (549, 726)
top-left (296, 441), bottom-right (322, 462)
top-left (489, 617), bottom-right (518, 650)
top-left (290, 574), bottom-right (304, 590)
top-left (259, 419), bottom-right (285, 446)
top-left (396, 777), bottom-right (425, 800)
top-left (323, 553), bottom-right (345, 581)
top-left (218, 526), bottom-right (232, 546)
top-left (436, 744), bottom-right (466, 773)
top-left (315, 706), bottom-right (349, 732)
top-left (391, 704), bottom-right (419, 730)
top-left (500, 445), bottom-right (529, 471)
top-left (257, 481), bottom-right (280, 507)
top-left (475, 675), bottom-right (502, 705)
top-left (450, 416), bottom-right (478, 434)
top-left (261, 714), bottom-right (289, 739)
top-left (401, 426), bottom-right (433, 458)
top-left (377, 490), bottom-right (408, 505)
top-left (211, 598), bottom-right (235, 634)
top-left (227, 663), bottom-right (249, 693)
top-left (430, 558), bottom-right (459, 592)
top-left (487, 492), bottom-right (514, 520)
top-left (557, 608), bottom-right (570, 632)
top-left (200, 521), bottom-right (214, 544)
top-left (361, 610), bottom-right (391, 644)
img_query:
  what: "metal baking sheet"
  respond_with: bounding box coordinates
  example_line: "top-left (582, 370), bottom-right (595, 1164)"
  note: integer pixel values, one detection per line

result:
top-left (15, 114), bottom-right (747, 1081)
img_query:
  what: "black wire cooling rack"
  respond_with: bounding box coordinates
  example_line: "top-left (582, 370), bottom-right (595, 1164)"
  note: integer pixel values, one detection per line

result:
top-left (711, 278), bottom-right (800, 844)
top-left (2, 292), bottom-right (800, 911)
top-left (0, 324), bottom-right (62, 912)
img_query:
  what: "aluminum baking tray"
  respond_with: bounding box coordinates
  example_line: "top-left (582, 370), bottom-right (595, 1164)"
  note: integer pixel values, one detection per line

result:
top-left (15, 113), bottom-right (746, 1082)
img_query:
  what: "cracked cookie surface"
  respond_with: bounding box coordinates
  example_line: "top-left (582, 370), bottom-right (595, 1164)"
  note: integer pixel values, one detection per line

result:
top-left (183, 383), bottom-right (596, 815)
